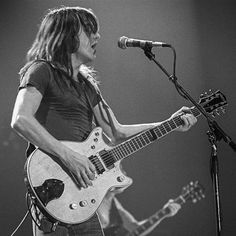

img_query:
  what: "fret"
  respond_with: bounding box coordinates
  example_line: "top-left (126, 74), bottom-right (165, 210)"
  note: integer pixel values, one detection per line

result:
top-left (114, 148), bottom-right (123, 160)
top-left (163, 121), bottom-right (172, 132)
top-left (126, 141), bottom-right (135, 153)
top-left (139, 135), bottom-right (147, 146)
top-left (111, 150), bottom-right (120, 161)
top-left (154, 127), bottom-right (162, 137)
top-left (156, 126), bottom-right (165, 136)
top-left (192, 107), bottom-right (200, 117)
top-left (168, 119), bottom-right (177, 129)
top-left (146, 130), bottom-right (155, 141)
top-left (132, 139), bottom-right (140, 149)
top-left (135, 135), bottom-right (143, 148)
top-left (172, 117), bottom-right (178, 127)
top-left (123, 143), bottom-right (132, 155)
top-left (120, 143), bottom-right (129, 156)
top-left (143, 133), bottom-right (151, 144)
top-left (142, 133), bottom-right (150, 143)
top-left (159, 124), bottom-right (167, 135)
top-left (115, 148), bottom-right (123, 160)
top-left (124, 143), bottom-right (132, 155)
top-left (135, 137), bottom-right (143, 147)
top-left (174, 116), bottom-right (184, 126)
top-left (129, 140), bottom-right (137, 152)
top-left (117, 145), bottom-right (126, 157)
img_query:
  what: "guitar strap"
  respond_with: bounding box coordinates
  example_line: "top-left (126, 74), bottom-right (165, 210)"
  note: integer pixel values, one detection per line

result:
top-left (82, 79), bottom-right (118, 140)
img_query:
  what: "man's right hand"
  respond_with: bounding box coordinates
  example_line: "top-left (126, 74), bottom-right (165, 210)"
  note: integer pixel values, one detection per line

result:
top-left (63, 150), bottom-right (96, 188)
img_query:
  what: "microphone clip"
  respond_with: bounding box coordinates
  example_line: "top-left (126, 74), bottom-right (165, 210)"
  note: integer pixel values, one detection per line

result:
top-left (143, 44), bottom-right (155, 60)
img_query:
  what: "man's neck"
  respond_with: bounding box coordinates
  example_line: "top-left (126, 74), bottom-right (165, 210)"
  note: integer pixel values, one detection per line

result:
top-left (71, 54), bottom-right (83, 80)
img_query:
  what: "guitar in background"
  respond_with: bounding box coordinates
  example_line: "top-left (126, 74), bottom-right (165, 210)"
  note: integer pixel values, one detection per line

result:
top-left (104, 181), bottom-right (205, 236)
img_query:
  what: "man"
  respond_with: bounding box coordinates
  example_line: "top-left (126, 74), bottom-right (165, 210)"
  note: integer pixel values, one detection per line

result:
top-left (98, 184), bottom-right (181, 236)
top-left (11, 6), bottom-right (197, 236)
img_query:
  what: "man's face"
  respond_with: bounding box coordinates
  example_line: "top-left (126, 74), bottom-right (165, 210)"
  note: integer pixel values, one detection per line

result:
top-left (73, 29), bottom-right (100, 64)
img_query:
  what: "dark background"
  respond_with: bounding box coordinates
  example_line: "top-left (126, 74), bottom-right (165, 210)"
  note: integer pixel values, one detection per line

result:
top-left (1, 0), bottom-right (236, 235)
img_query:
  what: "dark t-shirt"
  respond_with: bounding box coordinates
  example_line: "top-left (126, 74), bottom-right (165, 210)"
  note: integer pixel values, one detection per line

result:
top-left (19, 61), bottom-right (102, 145)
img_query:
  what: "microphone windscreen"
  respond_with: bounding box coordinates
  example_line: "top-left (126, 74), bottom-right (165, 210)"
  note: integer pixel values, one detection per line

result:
top-left (118, 36), bottom-right (128, 49)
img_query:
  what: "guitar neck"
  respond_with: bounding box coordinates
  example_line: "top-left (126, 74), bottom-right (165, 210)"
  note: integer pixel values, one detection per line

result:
top-left (128, 195), bottom-right (186, 236)
top-left (102, 107), bottom-right (200, 166)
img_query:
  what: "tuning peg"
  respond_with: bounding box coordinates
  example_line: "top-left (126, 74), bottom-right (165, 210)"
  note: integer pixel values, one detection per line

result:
top-left (201, 192), bottom-right (205, 198)
top-left (208, 89), bottom-right (213, 95)
top-left (200, 92), bottom-right (209, 98)
top-left (200, 93), bottom-right (205, 98)
top-left (215, 109), bottom-right (220, 116)
top-left (221, 107), bottom-right (226, 114)
top-left (192, 198), bottom-right (197, 203)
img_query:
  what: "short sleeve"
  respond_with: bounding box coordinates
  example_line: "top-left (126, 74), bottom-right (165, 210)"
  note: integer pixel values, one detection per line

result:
top-left (92, 86), bottom-right (102, 107)
top-left (19, 61), bottom-right (51, 95)
top-left (86, 82), bottom-right (102, 107)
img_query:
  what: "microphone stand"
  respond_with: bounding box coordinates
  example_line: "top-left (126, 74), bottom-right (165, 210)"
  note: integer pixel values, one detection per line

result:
top-left (142, 44), bottom-right (236, 236)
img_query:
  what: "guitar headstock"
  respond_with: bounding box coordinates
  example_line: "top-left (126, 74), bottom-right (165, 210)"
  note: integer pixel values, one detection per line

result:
top-left (199, 90), bottom-right (227, 117)
top-left (181, 181), bottom-right (205, 203)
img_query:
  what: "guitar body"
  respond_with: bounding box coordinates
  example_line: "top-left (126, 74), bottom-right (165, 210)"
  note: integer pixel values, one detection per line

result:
top-left (25, 127), bottom-right (132, 225)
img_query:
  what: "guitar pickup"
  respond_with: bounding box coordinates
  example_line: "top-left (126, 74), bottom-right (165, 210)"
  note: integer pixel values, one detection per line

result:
top-left (89, 155), bottom-right (105, 174)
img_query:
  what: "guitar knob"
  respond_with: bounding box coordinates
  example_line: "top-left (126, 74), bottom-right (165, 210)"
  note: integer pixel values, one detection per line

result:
top-left (91, 199), bottom-right (96, 204)
top-left (79, 200), bottom-right (88, 207)
top-left (69, 203), bottom-right (78, 210)
top-left (117, 176), bottom-right (125, 182)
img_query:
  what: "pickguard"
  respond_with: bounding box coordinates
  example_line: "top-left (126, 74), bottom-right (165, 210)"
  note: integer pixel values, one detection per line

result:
top-left (34, 179), bottom-right (64, 206)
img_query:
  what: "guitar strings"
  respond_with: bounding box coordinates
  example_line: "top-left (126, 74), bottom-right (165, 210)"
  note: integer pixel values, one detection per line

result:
top-left (98, 115), bottom-right (183, 163)
top-left (90, 115), bottom-right (185, 170)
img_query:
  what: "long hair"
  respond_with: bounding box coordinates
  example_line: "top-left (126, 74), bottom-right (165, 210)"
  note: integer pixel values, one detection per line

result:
top-left (19, 6), bottom-right (99, 81)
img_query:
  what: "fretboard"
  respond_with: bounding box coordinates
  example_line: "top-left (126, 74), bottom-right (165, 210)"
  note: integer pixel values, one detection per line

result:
top-left (101, 107), bottom-right (200, 167)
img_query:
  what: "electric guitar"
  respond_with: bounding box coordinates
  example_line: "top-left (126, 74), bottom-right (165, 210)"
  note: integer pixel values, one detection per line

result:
top-left (25, 90), bottom-right (226, 225)
top-left (104, 181), bottom-right (205, 236)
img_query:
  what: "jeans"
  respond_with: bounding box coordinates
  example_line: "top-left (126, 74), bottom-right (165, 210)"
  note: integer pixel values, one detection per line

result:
top-left (32, 209), bottom-right (104, 236)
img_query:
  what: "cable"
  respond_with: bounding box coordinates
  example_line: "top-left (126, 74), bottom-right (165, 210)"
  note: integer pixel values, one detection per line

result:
top-left (10, 192), bottom-right (31, 236)
top-left (169, 45), bottom-right (189, 101)
top-left (10, 191), bottom-right (42, 236)
top-left (26, 192), bottom-right (41, 229)
top-left (10, 210), bottom-right (29, 236)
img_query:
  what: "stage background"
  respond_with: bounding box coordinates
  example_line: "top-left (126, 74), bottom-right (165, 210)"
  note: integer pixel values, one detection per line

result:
top-left (0, 0), bottom-right (235, 235)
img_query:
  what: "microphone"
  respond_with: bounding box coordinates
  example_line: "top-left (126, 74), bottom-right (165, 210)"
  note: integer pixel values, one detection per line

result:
top-left (118, 36), bottom-right (170, 49)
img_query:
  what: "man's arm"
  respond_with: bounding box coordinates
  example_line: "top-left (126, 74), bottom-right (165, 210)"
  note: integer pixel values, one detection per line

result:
top-left (113, 198), bottom-right (181, 236)
top-left (136, 200), bottom-right (181, 236)
top-left (93, 99), bottom-right (197, 144)
top-left (11, 87), bottom-right (96, 188)
top-left (113, 197), bottom-right (140, 231)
